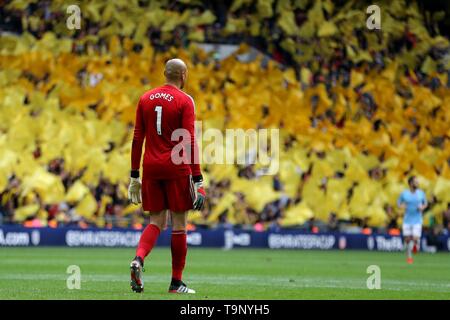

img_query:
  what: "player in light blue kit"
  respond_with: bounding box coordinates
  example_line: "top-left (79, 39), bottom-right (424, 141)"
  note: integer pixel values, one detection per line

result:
top-left (397, 176), bottom-right (427, 264)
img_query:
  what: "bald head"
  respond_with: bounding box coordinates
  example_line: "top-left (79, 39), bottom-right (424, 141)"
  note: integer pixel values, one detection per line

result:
top-left (164, 58), bottom-right (188, 88)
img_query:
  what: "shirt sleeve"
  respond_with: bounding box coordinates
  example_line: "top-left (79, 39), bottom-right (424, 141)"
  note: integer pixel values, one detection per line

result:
top-left (421, 191), bottom-right (427, 206)
top-left (131, 97), bottom-right (145, 171)
top-left (397, 192), bottom-right (404, 207)
top-left (182, 95), bottom-right (201, 177)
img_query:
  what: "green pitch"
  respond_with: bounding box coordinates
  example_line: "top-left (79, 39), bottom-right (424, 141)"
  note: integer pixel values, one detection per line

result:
top-left (0, 247), bottom-right (449, 300)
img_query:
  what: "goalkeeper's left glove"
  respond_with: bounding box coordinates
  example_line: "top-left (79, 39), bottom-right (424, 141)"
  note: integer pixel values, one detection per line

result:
top-left (128, 170), bottom-right (142, 205)
top-left (192, 175), bottom-right (206, 211)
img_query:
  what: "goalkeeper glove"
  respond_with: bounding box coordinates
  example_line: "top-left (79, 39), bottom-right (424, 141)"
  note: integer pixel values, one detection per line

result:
top-left (192, 175), bottom-right (206, 211)
top-left (128, 170), bottom-right (142, 205)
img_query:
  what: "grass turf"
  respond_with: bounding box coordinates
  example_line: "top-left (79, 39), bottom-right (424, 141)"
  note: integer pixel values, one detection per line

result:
top-left (0, 247), bottom-right (449, 300)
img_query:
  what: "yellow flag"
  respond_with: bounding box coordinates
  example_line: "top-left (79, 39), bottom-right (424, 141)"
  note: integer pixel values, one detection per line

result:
top-left (318, 21), bottom-right (337, 37)
top-left (66, 181), bottom-right (90, 203)
top-left (75, 193), bottom-right (98, 219)
top-left (14, 204), bottom-right (39, 222)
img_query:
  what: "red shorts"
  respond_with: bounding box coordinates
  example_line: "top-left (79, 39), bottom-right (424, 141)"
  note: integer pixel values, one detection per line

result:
top-left (141, 175), bottom-right (195, 212)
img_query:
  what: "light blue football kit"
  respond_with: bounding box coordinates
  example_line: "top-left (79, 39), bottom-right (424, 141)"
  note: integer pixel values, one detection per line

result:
top-left (397, 189), bottom-right (427, 237)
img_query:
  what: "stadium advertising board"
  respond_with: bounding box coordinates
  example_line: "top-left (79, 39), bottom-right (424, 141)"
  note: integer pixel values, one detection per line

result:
top-left (0, 226), bottom-right (449, 252)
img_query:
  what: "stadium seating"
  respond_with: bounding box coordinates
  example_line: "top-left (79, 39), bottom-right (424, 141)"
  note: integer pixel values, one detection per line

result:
top-left (0, 0), bottom-right (449, 232)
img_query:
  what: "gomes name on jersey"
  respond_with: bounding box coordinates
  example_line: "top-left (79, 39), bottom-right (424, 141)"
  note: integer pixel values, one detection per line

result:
top-left (149, 92), bottom-right (174, 102)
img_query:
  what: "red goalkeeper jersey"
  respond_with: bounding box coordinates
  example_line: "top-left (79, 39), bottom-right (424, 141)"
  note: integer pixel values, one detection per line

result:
top-left (131, 84), bottom-right (201, 179)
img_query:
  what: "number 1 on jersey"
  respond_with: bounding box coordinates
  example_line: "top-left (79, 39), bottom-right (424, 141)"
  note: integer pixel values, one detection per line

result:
top-left (155, 106), bottom-right (162, 135)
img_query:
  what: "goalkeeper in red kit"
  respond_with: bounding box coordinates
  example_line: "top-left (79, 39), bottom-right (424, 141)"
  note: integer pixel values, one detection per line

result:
top-left (127, 58), bottom-right (205, 294)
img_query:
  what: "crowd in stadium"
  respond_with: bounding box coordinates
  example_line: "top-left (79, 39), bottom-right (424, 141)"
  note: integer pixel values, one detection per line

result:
top-left (0, 0), bottom-right (449, 235)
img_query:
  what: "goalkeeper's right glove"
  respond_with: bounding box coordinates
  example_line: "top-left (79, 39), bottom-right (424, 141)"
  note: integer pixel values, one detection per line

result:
top-left (192, 175), bottom-right (206, 211)
top-left (128, 170), bottom-right (142, 205)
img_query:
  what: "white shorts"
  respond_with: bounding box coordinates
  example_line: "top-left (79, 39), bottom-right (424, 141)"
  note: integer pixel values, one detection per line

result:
top-left (402, 224), bottom-right (422, 238)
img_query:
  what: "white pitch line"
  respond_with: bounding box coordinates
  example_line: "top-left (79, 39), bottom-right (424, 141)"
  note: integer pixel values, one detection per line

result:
top-left (0, 273), bottom-right (448, 292)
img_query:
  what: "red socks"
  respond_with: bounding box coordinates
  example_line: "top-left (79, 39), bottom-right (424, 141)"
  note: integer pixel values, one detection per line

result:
top-left (136, 224), bottom-right (161, 260)
top-left (136, 225), bottom-right (187, 281)
top-left (171, 230), bottom-right (187, 281)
